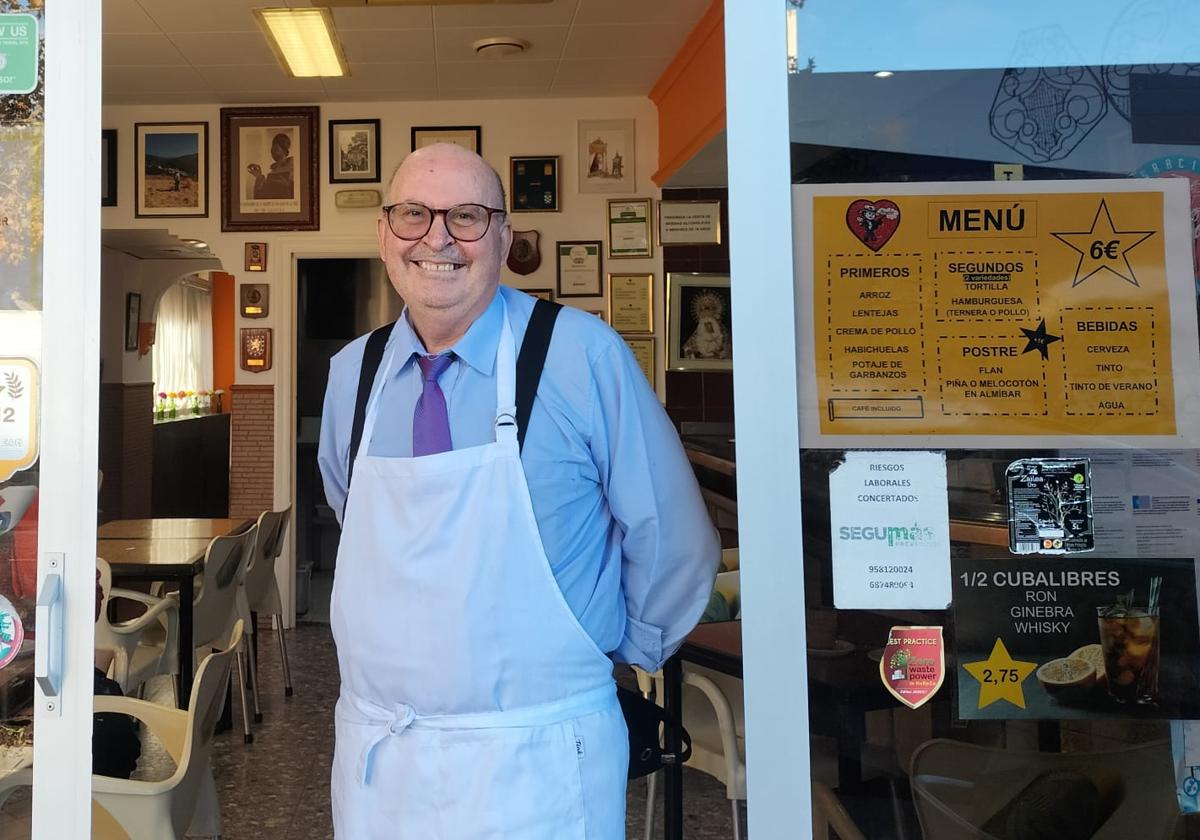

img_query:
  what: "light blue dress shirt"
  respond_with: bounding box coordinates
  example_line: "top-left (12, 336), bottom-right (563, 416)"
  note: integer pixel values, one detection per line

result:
top-left (318, 286), bottom-right (720, 670)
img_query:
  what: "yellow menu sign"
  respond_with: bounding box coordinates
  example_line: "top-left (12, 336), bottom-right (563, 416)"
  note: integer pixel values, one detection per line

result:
top-left (801, 182), bottom-right (1196, 439)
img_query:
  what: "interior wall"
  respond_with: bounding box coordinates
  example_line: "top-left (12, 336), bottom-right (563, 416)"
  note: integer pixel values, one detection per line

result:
top-left (102, 95), bottom-right (662, 624)
top-left (101, 95), bottom-right (664, 393)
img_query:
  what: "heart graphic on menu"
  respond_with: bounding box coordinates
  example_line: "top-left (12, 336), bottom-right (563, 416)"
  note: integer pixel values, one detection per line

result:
top-left (846, 199), bottom-right (901, 252)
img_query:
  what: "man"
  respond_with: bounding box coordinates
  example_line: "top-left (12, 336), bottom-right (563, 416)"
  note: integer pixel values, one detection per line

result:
top-left (318, 143), bottom-right (719, 838)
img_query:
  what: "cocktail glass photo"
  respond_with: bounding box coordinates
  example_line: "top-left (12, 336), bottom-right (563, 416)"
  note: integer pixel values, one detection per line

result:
top-left (1097, 585), bottom-right (1161, 705)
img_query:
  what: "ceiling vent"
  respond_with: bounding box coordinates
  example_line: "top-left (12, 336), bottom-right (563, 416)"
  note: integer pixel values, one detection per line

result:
top-left (472, 36), bottom-right (529, 58)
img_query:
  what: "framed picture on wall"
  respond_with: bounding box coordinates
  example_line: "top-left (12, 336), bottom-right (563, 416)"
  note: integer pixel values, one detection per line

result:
top-left (607, 198), bottom-right (653, 259)
top-left (556, 241), bottom-right (603, 298)
top-left (578, 119), bottom-right (635, 194)
top-left (667, 273), bottom-right (732, 371)
top-left (102, 128), bottom-right (117, 207)
top-left (328, 119), bottom-right (380, 183)
top-left (134, 122), bottom-right (208, 218)
top-left (220, 105), bottom-right (320, 232)
top-left (510, 155), bottom-right (559, 212)
top-left (411, 125), bottom-right (481, 154)
top-left (526, 288), bottom-right (554, 302)
top-left (608, 272), bottom-right (653, 334)
top-left (124, 292), bottom-right (141, 352)
top-left (624, 337), bottom-right (656, 387)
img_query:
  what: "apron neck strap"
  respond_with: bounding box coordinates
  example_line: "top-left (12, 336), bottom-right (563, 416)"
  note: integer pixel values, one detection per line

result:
top-left (493, 301), bottom-right (517, 444)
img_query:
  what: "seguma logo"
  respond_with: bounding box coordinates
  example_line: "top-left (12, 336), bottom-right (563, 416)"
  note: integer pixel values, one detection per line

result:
top-left (838, 524), bottom-right (936, 547)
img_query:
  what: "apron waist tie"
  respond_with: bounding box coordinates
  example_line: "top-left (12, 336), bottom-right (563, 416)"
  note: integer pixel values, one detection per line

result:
top-left (344, 683), bottom-right (616, 786)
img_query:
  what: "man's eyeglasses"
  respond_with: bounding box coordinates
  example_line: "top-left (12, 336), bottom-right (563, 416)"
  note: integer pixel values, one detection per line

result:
top-left (382, 202), bottom-right (506, 243)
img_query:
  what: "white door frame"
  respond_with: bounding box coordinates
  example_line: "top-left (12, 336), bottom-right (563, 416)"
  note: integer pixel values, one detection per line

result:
top-left (272, 236), bottom-right (378, 626)
top-left (724, 2), bottom-right (813, 836)
top-left (32, 0), bottom-right (102, 834)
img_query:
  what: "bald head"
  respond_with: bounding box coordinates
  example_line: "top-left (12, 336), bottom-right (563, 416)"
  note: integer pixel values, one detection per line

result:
top-left (387, 143), bottom-right (507, 211)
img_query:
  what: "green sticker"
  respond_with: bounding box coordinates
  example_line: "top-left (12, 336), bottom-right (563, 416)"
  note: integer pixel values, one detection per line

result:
top-left (0, 15), bottom-right (38, 96)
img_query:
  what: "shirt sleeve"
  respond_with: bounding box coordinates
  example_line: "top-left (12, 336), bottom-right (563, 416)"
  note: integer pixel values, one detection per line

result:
top-left (317, 353), bottom-right (351, 527)
top-left (589, 340), bottom-right (721, 672)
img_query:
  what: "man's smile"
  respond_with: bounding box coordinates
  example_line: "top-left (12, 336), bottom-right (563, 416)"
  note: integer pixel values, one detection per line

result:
top-left (414, 260), bottom-right (466, 272)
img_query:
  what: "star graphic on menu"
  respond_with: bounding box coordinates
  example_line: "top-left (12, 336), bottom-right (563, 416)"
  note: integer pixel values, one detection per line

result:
top-left (962, 638), bottom-right (1037, 710)
top-left (1051, 199), bottom-right (1155, 287)
top-left (1019, 318), bottom-right (1061, 360)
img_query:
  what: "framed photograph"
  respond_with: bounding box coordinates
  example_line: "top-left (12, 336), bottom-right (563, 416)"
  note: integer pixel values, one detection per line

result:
top-left (584, 308), bottom-right (608, 324)
top-left (526, 288), bottom-right (554, 302)
top-left (102, 129), bottom-right (117, 207)
top-left (659, 199), bottom-right (721, 246)
top-left (624, 337), bottom-right (656, 388)
top-left (328, 119), bottom-right (380, 183)
top-left (578, 119), bottom-right (635, 194)
top-left (510, 155), bottom-right (559, 212)
top-left (124, 292), bottom-right (141, 352)
top-left (134, 122), bottom-right (208, 218)
top-left (608, 273), bottom-right (654, 334)
top-left (667, 273), bottom-right (732, 371)
top-left (220, 106), bottom-right (319, 232)
top-left (411, 125), bottom-right (481, 154)
top-left (556, 240), bottom-right (603, 298)
top-left (607, 198), bottom-right (653, 259)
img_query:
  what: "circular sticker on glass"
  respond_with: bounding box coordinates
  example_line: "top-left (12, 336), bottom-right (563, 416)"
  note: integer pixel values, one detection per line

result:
top-left (0, 594), bottom-right (24, 669)
top-left (1133, 155), bottom-right (1200, 280)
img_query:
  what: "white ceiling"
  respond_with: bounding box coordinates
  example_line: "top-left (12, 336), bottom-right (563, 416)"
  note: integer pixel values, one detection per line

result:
top-left (103, 0), bottom-right (711, 104)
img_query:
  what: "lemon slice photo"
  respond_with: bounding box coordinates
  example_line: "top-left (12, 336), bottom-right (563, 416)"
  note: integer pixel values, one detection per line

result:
top-left (1036, 656), bottom-right (1097, 698)
top-left (1069, 643), bottom-right (1106, 685)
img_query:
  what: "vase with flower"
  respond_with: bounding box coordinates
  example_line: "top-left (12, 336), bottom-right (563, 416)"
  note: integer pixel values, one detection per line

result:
top-left (155, 391), bottom-right (167, 421)
top-left (167, 392), bottom-right (178, 419)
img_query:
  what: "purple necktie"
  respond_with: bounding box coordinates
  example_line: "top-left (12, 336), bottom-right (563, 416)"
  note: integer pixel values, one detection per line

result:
top-left (413, 353), bottom-right (454, 456)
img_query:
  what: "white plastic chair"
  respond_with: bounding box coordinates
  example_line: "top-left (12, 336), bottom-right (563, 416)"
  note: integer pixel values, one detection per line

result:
top-left (0, 622), bottom-right (245, 839)
top-left (236, 506), bottom-right (294, 723)
top-left (93, 557), bottom-right (180, 699)
top-left (910, 737), bottom-right (1182, 840)
top-left (636, 665), bottom-right (747, 840)
top-left (156, 527), bottom-right (258, 744)
top-left (812, 781), bottom-right (867, 840)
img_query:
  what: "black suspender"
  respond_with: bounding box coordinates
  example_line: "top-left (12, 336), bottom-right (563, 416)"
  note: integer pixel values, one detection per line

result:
top-left (346, 320), bottom-right (395, 497)
top-left (345, 298), bottom-right (562, 506)
top-left (514, 298), bottom-right (562, 452)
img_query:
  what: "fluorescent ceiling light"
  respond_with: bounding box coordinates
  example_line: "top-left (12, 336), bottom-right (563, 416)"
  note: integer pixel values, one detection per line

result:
top-left (255, 8), bottom-right (348, 78)
top-left (873, 70), bottom-right (895, 78)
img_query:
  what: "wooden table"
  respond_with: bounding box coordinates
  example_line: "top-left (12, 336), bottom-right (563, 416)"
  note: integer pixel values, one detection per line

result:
top-left (97, 537), bottom-right (211, 709)
top-left (98, 517), bottom-right (251, 541)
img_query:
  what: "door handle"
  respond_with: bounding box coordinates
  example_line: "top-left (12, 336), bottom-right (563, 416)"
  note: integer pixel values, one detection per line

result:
top-left (34, 553), bottom-right (63, 715)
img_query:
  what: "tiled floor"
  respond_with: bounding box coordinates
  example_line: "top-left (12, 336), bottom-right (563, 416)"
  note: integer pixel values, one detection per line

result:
top-left (136, 622), bottom-right (740, 839)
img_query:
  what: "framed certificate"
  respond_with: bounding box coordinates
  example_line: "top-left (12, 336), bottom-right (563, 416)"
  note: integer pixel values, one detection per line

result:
top-left (659, 199), bottom-right (721, 246)
top-left (556, 240), bottom-right (603, 297)
top-left (510, 155), bottom-right (559, 212)
top-left (607, 273), bottom-right (653, 335)
top-left (624, 337), bottom-right (656, 387)
top-left (607, 198), bottom-right (653, 259)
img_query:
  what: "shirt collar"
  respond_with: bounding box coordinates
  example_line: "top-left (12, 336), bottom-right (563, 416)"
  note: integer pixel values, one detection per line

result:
top-left (388, 289), bottom-right (502, 376)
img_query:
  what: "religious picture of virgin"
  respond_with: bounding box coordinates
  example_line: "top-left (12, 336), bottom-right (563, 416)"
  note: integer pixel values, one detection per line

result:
top-left (667, 273), bottom-right (732, 371)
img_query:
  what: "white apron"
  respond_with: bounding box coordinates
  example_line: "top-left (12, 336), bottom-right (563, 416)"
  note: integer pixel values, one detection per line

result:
top-left (330, 303), bottom-right (628, 839)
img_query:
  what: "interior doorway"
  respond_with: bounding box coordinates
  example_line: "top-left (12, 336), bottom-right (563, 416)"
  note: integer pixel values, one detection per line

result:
top-left (294, 257), bottom-right (400, 622)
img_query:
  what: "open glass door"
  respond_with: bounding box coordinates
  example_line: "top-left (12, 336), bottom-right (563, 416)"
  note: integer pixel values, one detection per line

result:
top-left (0, 0), bottom-right (101, 834)
top-left (785, 4), bottom-right (1200, 838)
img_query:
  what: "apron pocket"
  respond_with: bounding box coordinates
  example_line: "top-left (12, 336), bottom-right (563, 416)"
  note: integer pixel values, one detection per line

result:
top-left (432, 722), bottom-right (588, 840)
